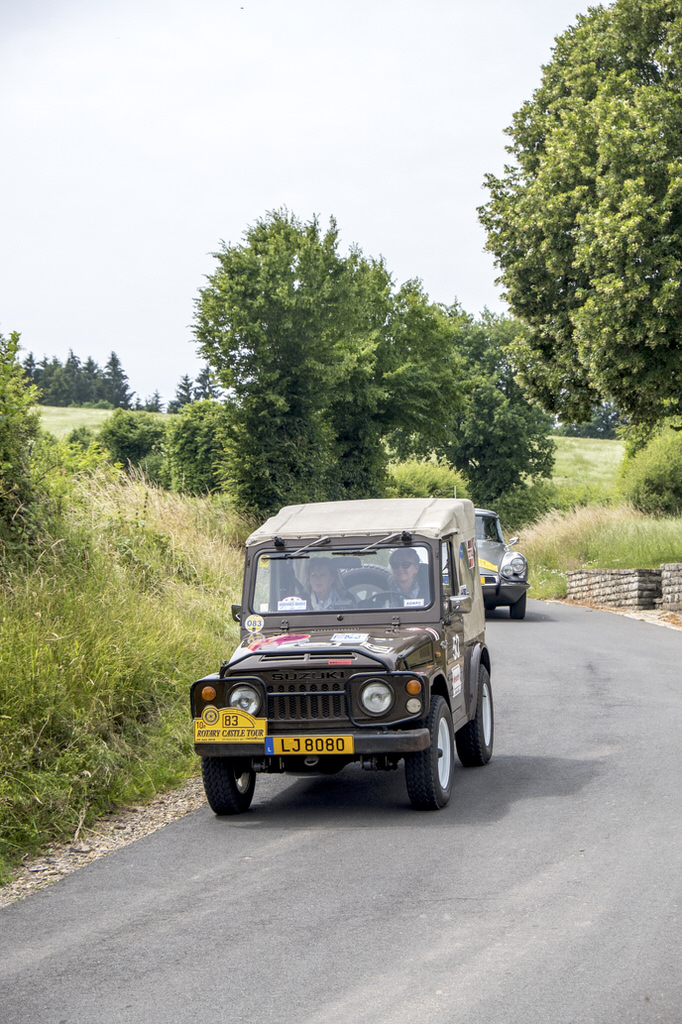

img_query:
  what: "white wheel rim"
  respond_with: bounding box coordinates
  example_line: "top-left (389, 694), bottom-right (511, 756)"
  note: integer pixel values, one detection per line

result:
top-left (437, 714), bottom-right (452, 788)
top-left (481, 682), bottom-right (492, 747)
top-left (235, 771), bottom-right (251, 793)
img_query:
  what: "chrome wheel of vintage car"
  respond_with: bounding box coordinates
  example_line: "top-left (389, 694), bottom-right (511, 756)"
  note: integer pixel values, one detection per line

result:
top-left (201, 756), bottom-right (256, 815)
top-left (404, 695), bottom-right (454, 810)
top-left (455, 665), bottom-right (494, 767)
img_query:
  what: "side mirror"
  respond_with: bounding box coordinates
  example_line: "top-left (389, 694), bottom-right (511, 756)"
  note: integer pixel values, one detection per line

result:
top-left (507, 537), bottom-right (519, 549)
top-left (449, 594), bottom-right (472, 614)
top-left (231, 604), bottom-right (242, 623)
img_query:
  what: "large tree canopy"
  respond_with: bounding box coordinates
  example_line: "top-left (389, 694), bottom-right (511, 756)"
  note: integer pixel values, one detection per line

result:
top-left (439, 310), bottom-right (555, 508)
top-left (193, 210), bottom-right (462, 515)
top-left (479, 0), bottom-right (682, 426)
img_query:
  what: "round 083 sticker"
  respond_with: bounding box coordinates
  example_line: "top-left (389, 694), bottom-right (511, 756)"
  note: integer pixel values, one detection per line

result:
top-left (244, 614), bottom-right (264, 634)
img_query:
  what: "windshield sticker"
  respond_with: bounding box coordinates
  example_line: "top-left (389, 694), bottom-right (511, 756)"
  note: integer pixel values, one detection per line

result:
top-left (246, 633), bottom-right (311, 651)
top-left (403, 598), bottom-right (425, 607)
top-left (243, 614), bottom-right (265, 634)
top-left (331, 633), bottom-right (369, 645)
top-left (277, 595), bottom-right (307, 612)
top-left (451, 664), bottom-right (462, 698)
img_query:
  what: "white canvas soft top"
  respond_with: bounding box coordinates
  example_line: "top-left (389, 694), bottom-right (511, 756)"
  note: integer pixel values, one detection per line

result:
top-left (246, 498), bottom-right (476, 546)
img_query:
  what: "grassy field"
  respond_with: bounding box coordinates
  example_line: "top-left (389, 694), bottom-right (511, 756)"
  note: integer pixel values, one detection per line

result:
top-left (36, 406), bottom-right (116, 437)
top-left (551, 435), bottom-right (625, 489)
top-left (36, 406), bottom-right (167, 438)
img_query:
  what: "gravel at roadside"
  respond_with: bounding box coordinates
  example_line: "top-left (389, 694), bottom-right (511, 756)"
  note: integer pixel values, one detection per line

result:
top-left (1, 776), bottom-right (207, 908)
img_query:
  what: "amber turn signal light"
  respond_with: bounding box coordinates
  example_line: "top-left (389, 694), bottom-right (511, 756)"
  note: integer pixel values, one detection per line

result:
top-left (201, 685), bottom-right (217, 701)
top-left (405, 679), bottom-right (422, 695)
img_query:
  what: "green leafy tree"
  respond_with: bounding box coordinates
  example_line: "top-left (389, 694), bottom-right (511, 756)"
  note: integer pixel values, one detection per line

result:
top-left (0, 332), bottom-right (41, 540)
top-left (194, 210), bottom-right (463, 514)
top-left (479, 0), bottom-right (682, 427)
top-left (435, 311), bottom-right (555, 507)
top-left (322, 265), bottom-right (462, 499)
top-left (555, 401), bottom-right (624, 438)
top-left (194, 211), bottom-right (342, 514)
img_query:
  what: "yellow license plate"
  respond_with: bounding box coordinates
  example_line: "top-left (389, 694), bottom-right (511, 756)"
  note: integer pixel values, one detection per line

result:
top-left (265, 735), bottom-right (354, 756)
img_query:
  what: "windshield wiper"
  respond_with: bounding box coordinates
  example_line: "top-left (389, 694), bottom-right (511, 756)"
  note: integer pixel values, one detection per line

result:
top-left (269, 536), bottom-right (331, 559)
top-left (355, 530), bottom-right (412, 554)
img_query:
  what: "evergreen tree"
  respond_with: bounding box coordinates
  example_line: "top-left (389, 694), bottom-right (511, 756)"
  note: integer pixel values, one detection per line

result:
top-left (193, 365), bottom-right (222, 401)
top-left (167, 375), bottom-right (194, 414)
top-left (143, 391), bottom-right (164, 413)
top-left (102, 352), bottom-right (134, 409)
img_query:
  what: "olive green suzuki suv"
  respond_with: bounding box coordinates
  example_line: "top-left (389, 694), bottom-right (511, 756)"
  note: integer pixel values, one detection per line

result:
top-left (191, 498), bottom-right (493, 813)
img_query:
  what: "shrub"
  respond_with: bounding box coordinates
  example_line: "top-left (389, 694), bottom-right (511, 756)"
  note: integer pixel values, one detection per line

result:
top-left (386, 459), bottom-right (469, 500)
top-left (0, 332), bottom-right (41, 545)
top-left (620, 428), bottom-right (682, 514)
top-left (98, 409), bottom-right (170, 487)
top-left (167, 400), bottom-right (229, 494)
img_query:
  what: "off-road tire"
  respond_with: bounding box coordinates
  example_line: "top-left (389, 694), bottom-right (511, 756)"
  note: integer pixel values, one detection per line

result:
top-left (455, 665), bottom-right (494, 767)
top-left (404, 695), bottom-right (455, 810)
top-left (201, 756), bottom-right (256, 815)
top-left (510, 593), bottom-right (527, 620)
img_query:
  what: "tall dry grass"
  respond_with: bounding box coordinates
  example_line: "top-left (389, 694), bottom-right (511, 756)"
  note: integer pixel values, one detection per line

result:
top-left (519, 504), bottom-right (682, 598)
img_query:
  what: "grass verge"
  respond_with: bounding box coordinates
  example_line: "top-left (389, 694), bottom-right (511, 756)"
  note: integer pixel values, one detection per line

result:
top-left (0, 472), bottom-right (249, 882)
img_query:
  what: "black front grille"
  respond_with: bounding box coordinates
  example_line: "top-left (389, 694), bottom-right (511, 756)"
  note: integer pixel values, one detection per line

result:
top-left (266, 682), bottom-right (348, 723)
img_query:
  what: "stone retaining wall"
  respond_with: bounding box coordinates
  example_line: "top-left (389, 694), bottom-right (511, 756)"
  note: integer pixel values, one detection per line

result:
top-left (566, 564), bottom-right (682, 610)
top-left (660, 563), bottom-right (682, 611)
top-left (566, 568), bottom-right (662, 609)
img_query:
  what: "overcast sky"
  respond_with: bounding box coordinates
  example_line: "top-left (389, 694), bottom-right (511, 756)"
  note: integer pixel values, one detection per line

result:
top-left (1, 0), bottom-right (594, 405)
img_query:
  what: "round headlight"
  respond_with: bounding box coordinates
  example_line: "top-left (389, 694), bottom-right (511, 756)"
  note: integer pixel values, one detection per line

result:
top-left (509, 555), bottom-right (527, 575)
top-left (360, 681), bottom-right (393, 715)
top-left (228, 685), bottom-right (261, 715)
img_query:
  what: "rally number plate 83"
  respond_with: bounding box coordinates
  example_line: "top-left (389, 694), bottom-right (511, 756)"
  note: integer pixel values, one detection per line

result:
top-left (265, 735), bottom-right (355, 756)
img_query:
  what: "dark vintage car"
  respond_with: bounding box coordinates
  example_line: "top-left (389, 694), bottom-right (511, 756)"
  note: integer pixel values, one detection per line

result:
top-left (475, 507), bottom-right (529, 619)
top-left (191, 498), bottom-right (494, 814)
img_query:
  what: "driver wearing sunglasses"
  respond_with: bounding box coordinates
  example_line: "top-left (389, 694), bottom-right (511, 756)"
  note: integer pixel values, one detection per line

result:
top-left (388, 548), bottom-right (428, 603)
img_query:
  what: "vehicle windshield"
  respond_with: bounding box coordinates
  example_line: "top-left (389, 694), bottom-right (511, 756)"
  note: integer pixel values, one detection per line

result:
top-left (476, 515), bottom-right (504, 544)
top-left (250, 544), bottom-right (433, 613)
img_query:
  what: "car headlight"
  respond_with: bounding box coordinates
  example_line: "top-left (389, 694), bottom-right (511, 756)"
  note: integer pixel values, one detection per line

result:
top-left (228, 684), bottom-right (261, 715)
top-left (360, 680), bottom-right (394, 715)
top-left (501, 555), bottom-right (527, 578)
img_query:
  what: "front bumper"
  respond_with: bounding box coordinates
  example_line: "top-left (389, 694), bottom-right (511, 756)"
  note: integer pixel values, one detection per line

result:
top-left (194, 727), bottom-right (430, 759)
top-left (481, 579), bottom-right (529, 609)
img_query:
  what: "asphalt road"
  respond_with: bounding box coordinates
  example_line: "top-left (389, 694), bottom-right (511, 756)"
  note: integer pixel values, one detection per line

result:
top-left (2, 600), bottom-right (681, 1024)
